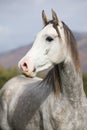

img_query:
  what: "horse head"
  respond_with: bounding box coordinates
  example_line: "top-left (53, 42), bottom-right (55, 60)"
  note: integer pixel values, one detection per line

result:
top-left (18, 10), bottom-right (78, 77)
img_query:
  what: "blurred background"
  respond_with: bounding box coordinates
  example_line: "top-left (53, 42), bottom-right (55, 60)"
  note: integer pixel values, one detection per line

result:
top-left (0, 0), bottom-right (87, 94)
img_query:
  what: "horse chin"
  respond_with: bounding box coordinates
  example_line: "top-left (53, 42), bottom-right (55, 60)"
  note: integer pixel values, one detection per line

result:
top-left (36, 64), bottom-right (54, 75)
top-left (36, 63), bottom-right (53, 72)
top-left (22, 71), bottom-right (36, 78)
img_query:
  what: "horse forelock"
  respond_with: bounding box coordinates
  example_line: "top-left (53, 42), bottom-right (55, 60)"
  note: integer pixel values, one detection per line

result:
top-left (62, 22), bottom-right (81, 73)
top-left (43, 20), bottom-right (61, 38)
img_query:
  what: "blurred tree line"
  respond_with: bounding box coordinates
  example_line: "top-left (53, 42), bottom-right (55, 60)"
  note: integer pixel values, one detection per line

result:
top-left (0, 66), bottom-right (87, 96)
top-left (0, 66), bottom-right (19, 88)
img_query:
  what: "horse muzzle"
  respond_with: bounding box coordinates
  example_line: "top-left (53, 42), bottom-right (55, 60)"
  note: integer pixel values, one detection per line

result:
top-left (18, 59), bottom-right (36, 78)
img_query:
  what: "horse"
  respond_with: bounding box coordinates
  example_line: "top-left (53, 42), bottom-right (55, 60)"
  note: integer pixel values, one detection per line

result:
top-left (0, 10), bottom-right (87, 130)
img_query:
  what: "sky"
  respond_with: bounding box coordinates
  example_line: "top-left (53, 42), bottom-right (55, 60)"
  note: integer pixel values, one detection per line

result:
top-left (0, 0), bottom-right (87, 53)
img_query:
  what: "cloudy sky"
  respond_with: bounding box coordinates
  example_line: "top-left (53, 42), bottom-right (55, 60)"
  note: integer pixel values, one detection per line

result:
top-left (0, 0), bottom-right (87, 53)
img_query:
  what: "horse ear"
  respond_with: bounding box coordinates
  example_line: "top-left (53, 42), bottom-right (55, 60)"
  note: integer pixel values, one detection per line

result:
top-left (42, 10), bottom-right (48, 26)
top-left (52, 9), bottom-right (59, 25)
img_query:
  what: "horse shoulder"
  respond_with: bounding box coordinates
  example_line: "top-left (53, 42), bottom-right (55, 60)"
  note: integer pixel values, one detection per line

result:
top-left (40, 94), bottom-right (87, 130)
top-left (52, 97), bottom-right (87, 130)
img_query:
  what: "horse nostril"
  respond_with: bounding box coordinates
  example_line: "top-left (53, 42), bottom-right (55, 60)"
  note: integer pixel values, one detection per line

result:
top-left (33, 67), bottom-right (36, 72)
top-left (22, 62), bottom-right (28, 71)
top-left (23, 62), bottom-right (27, 68)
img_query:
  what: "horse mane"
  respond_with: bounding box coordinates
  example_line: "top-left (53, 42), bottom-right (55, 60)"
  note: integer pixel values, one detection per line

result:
top-left (42, 64), bottom-right (62, 95)
top-left (62, 22), bottom-right (81, 73)
top-left (42, 20), bottom-right (81, 95)
top-left (45, 20), bottom-right (81, 73)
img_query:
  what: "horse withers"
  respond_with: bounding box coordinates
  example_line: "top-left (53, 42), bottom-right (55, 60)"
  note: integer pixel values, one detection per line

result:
top-left (0, 10), bottom-right (87, 130)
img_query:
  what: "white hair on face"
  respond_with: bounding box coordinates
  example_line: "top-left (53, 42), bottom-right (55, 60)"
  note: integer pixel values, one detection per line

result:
top-left (18, 12), bottom-right (70, 77)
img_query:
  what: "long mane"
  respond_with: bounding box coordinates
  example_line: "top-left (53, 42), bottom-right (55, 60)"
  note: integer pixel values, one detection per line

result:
top-left (42, 20), bottom-right (81, 95)
top-left (42, 65), bottom-right (62, 95)
top-left (62, 22), bottom-right (81, 72)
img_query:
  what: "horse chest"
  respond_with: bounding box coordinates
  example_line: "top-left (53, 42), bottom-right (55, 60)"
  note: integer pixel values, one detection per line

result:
top-left (52, 107), bottom-right (87, 130)
top-left (40, 96), bottom-right (87, 130)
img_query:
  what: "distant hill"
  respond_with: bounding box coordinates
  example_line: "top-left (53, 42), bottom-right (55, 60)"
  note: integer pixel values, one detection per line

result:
top-left (0, 44), bottom-right (32, 68)
top-left (0, 32), bottom-right (87, 73)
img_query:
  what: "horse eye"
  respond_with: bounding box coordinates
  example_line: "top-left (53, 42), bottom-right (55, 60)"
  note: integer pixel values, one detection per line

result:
top-left (46, 36), bottom-right (53, 42)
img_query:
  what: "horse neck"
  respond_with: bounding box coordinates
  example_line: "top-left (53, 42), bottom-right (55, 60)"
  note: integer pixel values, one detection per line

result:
top-left (43, 59), bottom-right (86, 107)
top-left (58, 53), bottom-right (86, 107)
top-left (59, 60), bottom-right (86, 103)
top-left (56, 22), bottom-right (86, 105)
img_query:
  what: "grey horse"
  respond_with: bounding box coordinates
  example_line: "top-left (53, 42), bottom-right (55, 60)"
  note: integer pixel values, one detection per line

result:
top-left (0, 10), bottom-right (87, 130)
